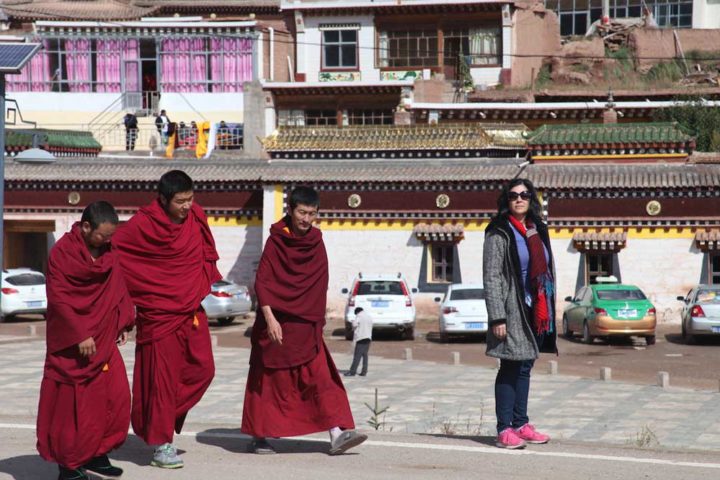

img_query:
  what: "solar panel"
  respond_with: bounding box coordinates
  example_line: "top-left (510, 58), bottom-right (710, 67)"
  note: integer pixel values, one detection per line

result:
top-left (0, 43), bottom-right (41, 74)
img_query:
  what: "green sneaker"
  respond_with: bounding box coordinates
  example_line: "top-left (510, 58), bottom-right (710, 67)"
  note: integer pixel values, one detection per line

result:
top-left (151, 443), bottom-right (184, 469)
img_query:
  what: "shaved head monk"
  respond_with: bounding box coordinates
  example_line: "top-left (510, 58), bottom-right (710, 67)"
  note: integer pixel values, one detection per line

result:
top-left (242, 186), bottom-right (367, 455)
top-left (113, 170), bottom-right (221, 468)
top-left (37, 201), bottom-right (135, 480)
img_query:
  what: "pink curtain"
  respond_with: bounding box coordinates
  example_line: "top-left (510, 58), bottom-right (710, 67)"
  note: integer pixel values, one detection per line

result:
top-left (123, 39), bottom-right (140, 92)
top-left (65, 38), bottom-right (91, 92)
top-left (8, 40), bottom-right (52, 92)
top-left (96, 39), bottom-right (139, 92)
top-left (160, 37), bottom-right (207, 92)
top-left (210, 38), bottom-right (253, 92)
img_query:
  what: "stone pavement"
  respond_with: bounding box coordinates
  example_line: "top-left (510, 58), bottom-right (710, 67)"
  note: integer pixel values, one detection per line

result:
top-left (1, 338), bottom-right (719, 452)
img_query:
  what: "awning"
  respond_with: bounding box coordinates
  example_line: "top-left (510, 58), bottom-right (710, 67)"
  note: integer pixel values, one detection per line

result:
top-left (694, 230), bottom-right (720, 252)
top-left (413, 223), bottom-right (464, 243)
top-left (572, 231), bottom-right (627, 253)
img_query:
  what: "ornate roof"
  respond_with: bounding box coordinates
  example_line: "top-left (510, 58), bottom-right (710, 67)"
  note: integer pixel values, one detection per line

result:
top-left (261, 124), bottom-right (530, 153)
top-left (413, 223), bottom-right (465, 242)
top-left (572, 231), bottom-right (627, 252)
top-left (695, 230), bottom-right (720, 252)
top-left (5, 157), bottom-right (720, 190)
top-left (527, 122), bottom-right (694, 148)
top-left (6, 128), bottom-right (102, 157)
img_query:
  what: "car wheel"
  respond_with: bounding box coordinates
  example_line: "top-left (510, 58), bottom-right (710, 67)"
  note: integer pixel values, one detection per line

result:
top-left (403, 327), bottom-right (415, 341)
top-left (216, 316), bottom-right (235, 326)
top-left (439, 331), bottom-right (449, 343)
top-left (645, 335), bottom-right (656, 346)
top-left (681, 321), bottom-right (694, 344)
top-left (562, 315), bottom-right (573, 338)
top-left (582, 322), bottom-right (594, 345)
top-left (344, 325), bottom-right (353, 341)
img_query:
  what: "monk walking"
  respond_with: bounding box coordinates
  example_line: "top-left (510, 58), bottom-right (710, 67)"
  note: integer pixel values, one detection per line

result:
top-left (242, 186), bottom-right (367, 455)
top-left (37, 201), bottom-right (135, 480)
top-left (113, 170), bottom-right (221, 468)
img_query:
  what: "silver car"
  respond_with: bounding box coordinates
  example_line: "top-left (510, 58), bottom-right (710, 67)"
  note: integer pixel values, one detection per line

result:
top-left (678, 285), bottom-right (720, 343)
top-left (435, 283), bottom-right (488, 342)
top-left (201, 280), bottom-right (252, 326)
top-left (1, 268), bottom-right (47, 320)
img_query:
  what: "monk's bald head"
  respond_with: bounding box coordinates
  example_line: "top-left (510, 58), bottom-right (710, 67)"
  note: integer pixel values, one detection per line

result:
top-left (80, 201), bottom-right (119, 249)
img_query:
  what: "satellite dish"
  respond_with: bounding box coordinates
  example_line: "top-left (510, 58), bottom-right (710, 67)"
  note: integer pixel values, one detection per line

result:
top-left (14, 148), bottom-right (57, 163)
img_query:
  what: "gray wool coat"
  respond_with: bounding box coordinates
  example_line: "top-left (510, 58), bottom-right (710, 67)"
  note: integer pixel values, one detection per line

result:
top-left (483, 217), bottom-right (557, 361)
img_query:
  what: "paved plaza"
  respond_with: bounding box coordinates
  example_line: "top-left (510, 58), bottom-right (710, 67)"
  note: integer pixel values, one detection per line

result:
top-left (1, 336), bottom-right (719, 454)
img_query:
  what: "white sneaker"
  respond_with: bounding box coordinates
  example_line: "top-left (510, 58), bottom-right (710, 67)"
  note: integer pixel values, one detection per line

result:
top-left (151, 443), bottom-right (184, 469)
top-left (329, 430), bottom-right (368, 455)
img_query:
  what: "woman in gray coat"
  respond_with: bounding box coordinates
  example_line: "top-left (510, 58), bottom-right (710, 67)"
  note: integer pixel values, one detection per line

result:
top-left (483, 178), bottom-right (557, 449)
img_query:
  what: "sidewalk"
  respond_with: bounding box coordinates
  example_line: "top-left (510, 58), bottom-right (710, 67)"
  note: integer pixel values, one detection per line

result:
top-left (0, 339), bottom-right (718, 452)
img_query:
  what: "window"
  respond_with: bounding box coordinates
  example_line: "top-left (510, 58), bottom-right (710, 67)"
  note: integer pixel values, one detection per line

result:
top-left (348, 109), bottom-right (394, 125)
top-left (443, 28), bottom-right (501, 66)
top-left (322, 30), bottom-right (358, 69)
top-left (305, 110), bottom-right (338, 126)
top-left (450, 288), bottom-right (485, 301)
top-left (378, 29), bottom-right (438, 68)
top-left (711, 254), bottom-right (720, 285)
top-left (587, 253), bottom-right (613, 284)
top-left (357, 281), bottom-right (404, 295)
top-left (431, 244), bottom-right (454, 283)
top-left (596, 289), bottom-right (646, 300)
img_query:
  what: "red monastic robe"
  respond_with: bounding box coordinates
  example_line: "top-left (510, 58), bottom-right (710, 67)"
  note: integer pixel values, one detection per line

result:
top-left (241, 218), bottom-right (355, 438)
top-left (37, 223), bottom-right (135, 469)
top-left (113, 199), bottom-right (221, 444)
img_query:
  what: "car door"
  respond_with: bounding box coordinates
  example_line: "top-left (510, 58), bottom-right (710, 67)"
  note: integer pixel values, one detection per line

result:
top-left (566, 287), bottom-right (586, 331)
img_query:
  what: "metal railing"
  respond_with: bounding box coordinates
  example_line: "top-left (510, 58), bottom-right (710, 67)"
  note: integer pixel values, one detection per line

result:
top-left (36, 124), bottom-right (245, 153)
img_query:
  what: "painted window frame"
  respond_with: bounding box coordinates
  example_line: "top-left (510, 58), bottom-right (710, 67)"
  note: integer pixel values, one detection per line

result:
top-left (586, 252), bottom-right (614, 284)
top-left (321, 28), bottom-right (360, 72)
top-left (710, 253), bottom-right (720, 285)
top-left (429, 243), bottom-right (454, 283)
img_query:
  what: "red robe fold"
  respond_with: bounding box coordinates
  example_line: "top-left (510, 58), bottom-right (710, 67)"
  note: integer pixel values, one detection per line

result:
top-left (242, 218), bottom-right (354, 438)
top-left (113, 199), bottom-right (222, 444)
top-left (37, 223), bottom-right (135, 469)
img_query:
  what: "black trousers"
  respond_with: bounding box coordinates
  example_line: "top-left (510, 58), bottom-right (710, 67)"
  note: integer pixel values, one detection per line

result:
top-left (349, 339), bottom-right (371, 375)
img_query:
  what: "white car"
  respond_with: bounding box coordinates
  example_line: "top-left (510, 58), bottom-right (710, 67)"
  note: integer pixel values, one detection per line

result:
top-left (201, 280), bottom-right (253, 326)
top-left (342, 273), bottom-right (417, 340)
top-left (678, 285), bottom-right (720, 343)
top-left (1, 268), bottom-right (47, 319)
top-left (436, 283), bottom-right (488, 342)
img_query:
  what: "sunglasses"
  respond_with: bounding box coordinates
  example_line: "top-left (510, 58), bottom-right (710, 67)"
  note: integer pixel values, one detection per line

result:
top-left (508, 191), bottom-right (532, 201)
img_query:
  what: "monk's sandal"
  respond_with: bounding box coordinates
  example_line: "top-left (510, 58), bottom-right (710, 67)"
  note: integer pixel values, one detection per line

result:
top-left (83, 454), bottom-right (123, 477)
top-left (151, 443), bottom-right (184, 469)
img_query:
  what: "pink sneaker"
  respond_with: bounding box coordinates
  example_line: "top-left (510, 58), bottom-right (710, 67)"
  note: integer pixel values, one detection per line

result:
top-left (515, 424), bottom-right (550, 444)
top-left (496, 428), bottom-right (527, 449)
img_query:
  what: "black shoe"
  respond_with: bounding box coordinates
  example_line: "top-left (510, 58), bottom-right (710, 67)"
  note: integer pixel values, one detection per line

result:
top-left (58, 466), bottom-right (88, 480)
top-left (344, 372), bottom-right (356, 377)
top-left (83, 455), bottom-right (123, 477)
top-left (248, 438), bottom-right (277, 454)
top-left (359, 372), bottom-right (367, 376)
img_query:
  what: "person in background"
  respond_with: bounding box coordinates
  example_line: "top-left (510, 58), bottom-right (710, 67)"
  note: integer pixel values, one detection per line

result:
top-left (123, 112), bottom-right (138, 151)
top-left (155, 110), bottom-right (170, 145)
top-left (345, 307), bottom-right (373, 377)
top-left (483, 178), bottom-right (557, 450)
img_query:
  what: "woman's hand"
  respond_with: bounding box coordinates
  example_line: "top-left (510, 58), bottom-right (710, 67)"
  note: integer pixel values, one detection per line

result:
top-left (492, 323), bottom-right (507, 340)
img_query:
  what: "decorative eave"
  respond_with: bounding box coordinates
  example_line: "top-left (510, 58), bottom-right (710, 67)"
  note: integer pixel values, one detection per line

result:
top-left (413, 223), bottom-right (465, 243)
top-left (34, 19), bottom-right (257, 36)
top-left (263, 80), bottom-right (412, 96)
top-left (280, 0), bottom-right (507, 14)
top-left (572, 231), bottom-right (627, 253)
top-left (694, 230), bottom-right (720, 252)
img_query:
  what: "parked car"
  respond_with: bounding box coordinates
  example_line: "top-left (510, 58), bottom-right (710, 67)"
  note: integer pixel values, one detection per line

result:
top-left (562, 276), bottom-right (656, 345)
top-left (201, 280), bottom-right (252, 326)
top-left (1, 268), bottom-right (47, 320)
top-left (435, 283), bottom-right (488, 342)
top-left (342, 273), bottom-right (417, 340)
top-left (678, 285), bottom-right (720, 343)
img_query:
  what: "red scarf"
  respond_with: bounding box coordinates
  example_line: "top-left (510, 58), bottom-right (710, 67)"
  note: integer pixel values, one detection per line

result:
top-left (45, 223), bottom-right (135, 383)
top-left (508, 216), bottom-right (553, 334)
top-left (113, 199), bottom-right (222, 343)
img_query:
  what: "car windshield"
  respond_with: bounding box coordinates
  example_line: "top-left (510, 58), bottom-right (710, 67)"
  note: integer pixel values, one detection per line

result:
top-left (697, 290), bottom-right (720, 304)
top-left (5, 273), bottom-right (45, 286)
top-left (450, 289), bottom-right (485, 300)
top-left (213, 280), bottom-right (232, 287)
top-left (357, 281), bottom-right (404, 295)
top-left (596, 289), bottom-right (646, 300)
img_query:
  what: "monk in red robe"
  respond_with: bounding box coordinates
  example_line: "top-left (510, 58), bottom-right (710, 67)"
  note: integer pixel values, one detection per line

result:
top-left (37, 201), bottom-right (135, 480)
top-left (113, 170), bottom-right (221, 469)
top-left (242, 186), bottom-right (367, 455)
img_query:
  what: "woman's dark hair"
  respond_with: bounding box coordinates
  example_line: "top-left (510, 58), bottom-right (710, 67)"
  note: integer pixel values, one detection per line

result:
top-left (158, 170), bottom-right (193, 202)
top-left (81, 201), bottom-right (119, 230)
top-left (289, 186), bottom-right (320, 210)
top-left (494, 178), bottom-right (543, 223)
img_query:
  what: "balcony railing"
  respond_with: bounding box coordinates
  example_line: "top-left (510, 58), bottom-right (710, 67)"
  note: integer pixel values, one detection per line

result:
top-left (36, 123), bottom-right (244, 153)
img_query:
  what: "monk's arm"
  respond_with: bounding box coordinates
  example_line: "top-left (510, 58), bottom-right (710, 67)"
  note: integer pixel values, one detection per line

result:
top-left (261, 305), bottom-right (283, 345)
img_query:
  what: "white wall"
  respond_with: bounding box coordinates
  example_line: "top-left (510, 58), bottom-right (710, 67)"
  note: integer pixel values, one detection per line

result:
top-left (470, 67), bottom-right (502, 87)
top-left (210, 225), bottom-right (263, 288)
top-left (303, 14), bottom-right (378, 82)
top-left (158, 92), bottom-right (244, 122)
top-left (692, 0), bottom-right (720, 28)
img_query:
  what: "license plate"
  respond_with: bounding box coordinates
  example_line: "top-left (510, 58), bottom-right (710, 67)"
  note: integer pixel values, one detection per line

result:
top-left (234, 293), bottom-right (246, 299)
top-left (465, 322), bottom-right (486, 330)
top-left (617, 309), bottom-right (637, 318)
top-left (371, 300), bottom-right (389, 308)
top-left (27, 301), bottom-right (43, 307)
top-left (712, 326), bottom-right (720, 333)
